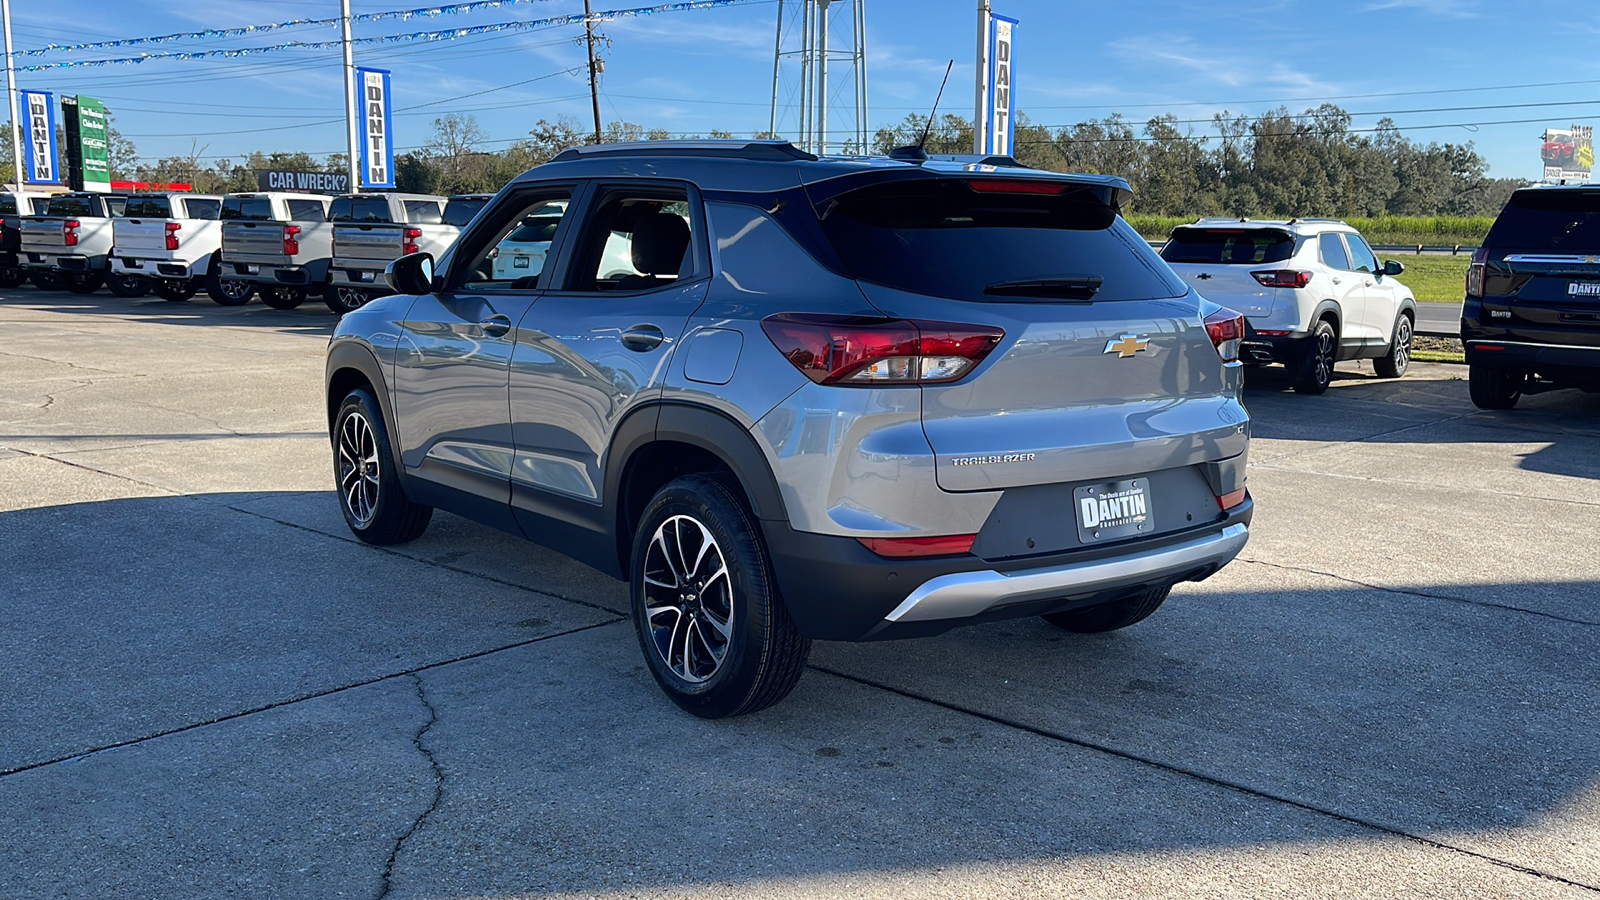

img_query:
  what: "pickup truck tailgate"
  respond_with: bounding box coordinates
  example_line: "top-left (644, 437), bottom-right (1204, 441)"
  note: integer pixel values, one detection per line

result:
top-left (21, 218), bottom-right (66, 251)
top-left (334, 224), bottom-right (404, 261)
top-left (223, 221), bottom-right (288, 265)
top-left (113, 219), bottom-right (171, 255)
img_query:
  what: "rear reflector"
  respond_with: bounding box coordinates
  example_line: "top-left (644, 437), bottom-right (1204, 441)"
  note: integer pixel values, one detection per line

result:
top-left (1252, 270), bottom-right (1312, 288)
top-left (1203, 307), bottom-right (1245, 363)
top-left (858, 534), bottom-right (977, 558)
top-left (1477, 344), bottom-right (1505, 351)
top-left (762, 314), bottom-right (1003, 385)
top-left (1217, 488), bottom-right (1247, 511)
top-left (964, 179), bottom-right (1070, 195)
top-left (1254, 329), bottom-right (1290, 337)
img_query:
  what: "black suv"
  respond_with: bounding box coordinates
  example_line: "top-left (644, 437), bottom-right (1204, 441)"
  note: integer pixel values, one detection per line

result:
top-left (1463, 186), bottom-right (1600, 408)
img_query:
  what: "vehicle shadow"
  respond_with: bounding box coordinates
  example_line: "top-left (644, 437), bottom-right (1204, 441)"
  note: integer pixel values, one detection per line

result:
top-left (0, 284), bottom-right (343, 332)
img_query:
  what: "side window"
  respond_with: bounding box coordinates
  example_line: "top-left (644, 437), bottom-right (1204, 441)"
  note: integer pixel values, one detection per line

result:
top-left (403, 200), bottom-right (443, 224)
top-left (565, 189), bottom-right (694, 292)
top-left (457, 193), bottom-right (571, 292)
top-left (1345, 234), bottom-right (1379, 274)
top-left (185, 199), bottom-right (221, 220)
top-left (1319, 233), bottom-right (1351, 270)
top-left (287, 199), bottom-right (326, 221)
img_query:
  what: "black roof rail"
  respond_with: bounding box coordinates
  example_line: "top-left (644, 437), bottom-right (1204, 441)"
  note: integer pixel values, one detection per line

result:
top-left (548, 139), bottom-right (818, 164)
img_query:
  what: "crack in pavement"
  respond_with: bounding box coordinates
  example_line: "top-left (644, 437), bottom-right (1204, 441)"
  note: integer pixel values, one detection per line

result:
top-left (376, 674), bottom-right (445, 900)
top-left (0, 349), bottom-right (115, 374)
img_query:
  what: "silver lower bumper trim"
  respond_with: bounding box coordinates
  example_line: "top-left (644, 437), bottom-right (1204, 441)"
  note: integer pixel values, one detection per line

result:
top-left (883, 523), bottom-right (1249, 624)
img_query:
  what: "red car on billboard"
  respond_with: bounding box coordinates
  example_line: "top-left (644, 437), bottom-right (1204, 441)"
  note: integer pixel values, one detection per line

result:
top-left (1543, 129), bottom-right (1576, 165)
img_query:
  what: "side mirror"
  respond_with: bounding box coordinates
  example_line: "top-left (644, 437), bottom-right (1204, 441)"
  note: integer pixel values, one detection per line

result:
top-left (1382, 259), bottom-right (1405, 277)
top-left (386, 252), bottom-right (435, 295)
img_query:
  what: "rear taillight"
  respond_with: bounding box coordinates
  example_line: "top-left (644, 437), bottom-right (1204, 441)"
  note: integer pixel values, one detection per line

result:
top-left (761, 314), bottom-right (1004, 385)
top-left (858, 534), bottom-right (977, 558)
top-left (965, 179), bottom-right (1070, 195)
top-left (1217, 488), bottom-right (1247, 511)
top-left (1466, 247), bottom-right (1487, 298)
top-left (283, 225), bottom-right (301, 256)
top-left (63, 219), bottom-right (80, 247)
top-left (1251, 270), bottom-right (1312, 288)
top-left (1204, 307), bottom-right (1245, 363)
top-left (164, 221), bottom-right (181, 251)
top-left (403, 227), bottom-right (422, 256)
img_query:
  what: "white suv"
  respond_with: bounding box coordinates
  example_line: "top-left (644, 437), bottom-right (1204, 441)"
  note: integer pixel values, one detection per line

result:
top-left (1160, 218), bottom-right (1417, 394)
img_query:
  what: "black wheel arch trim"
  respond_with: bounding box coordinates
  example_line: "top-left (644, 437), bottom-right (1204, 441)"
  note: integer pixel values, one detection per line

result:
top-left (325, 340), bottom-right (404, 475)
top-left (1309, 299), bottom-right (1342, 333)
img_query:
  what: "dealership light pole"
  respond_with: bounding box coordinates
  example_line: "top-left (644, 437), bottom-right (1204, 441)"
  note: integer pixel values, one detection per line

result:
top-left (2, 0), bottom-right (22, 186)
top-left (340, 0), bottom-right (360, 192)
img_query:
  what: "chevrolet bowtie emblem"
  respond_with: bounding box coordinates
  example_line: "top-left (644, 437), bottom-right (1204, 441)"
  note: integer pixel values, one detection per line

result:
top-left (1104, 334), bottom-right (1150, 358)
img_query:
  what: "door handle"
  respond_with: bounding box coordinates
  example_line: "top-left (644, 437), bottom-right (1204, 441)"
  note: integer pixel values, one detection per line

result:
top-left (620, 324), bottom-right (665, 352)
top-left (480, 314), bottom-right (512, 337)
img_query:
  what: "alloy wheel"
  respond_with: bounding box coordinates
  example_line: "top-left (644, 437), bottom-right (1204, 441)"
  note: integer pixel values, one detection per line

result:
top-left (222, 280), bottom-right (250, 300)
top-left (1392, 317), bottom-right (1412, 374)
top-left (337, 411), bottom-right (381, 527)
top-left (1313, 328), bottom-right (1334, 387)
top-left (641, 514), bottom-right (734, 684)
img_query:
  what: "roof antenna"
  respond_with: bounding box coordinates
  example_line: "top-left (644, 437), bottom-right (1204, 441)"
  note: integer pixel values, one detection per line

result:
top-left (889, 59), bottom-right (954, 163)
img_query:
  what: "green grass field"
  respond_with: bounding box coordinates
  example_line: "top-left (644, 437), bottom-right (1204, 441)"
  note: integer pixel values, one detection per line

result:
top-left (1388, 255), bottom-right (1468, 303)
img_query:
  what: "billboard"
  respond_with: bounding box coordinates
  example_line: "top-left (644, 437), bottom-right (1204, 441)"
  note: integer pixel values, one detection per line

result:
top-left (64, 95), bottom-right (112, 192)
top-left (977, 11), bottom-right (1018, 156)
top-left (1542, 125), bottom-right (1593, 183)
top-left (357, 67), bottom-right (395, 190)
top-left (19, 90), bottom-right (59, 185)
top-left (254, 169), bottom-right (351, 194)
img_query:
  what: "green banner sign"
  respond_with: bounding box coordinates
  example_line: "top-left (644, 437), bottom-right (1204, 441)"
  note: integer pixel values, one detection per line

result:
top-left (63, 95), bottom-right (110, 192)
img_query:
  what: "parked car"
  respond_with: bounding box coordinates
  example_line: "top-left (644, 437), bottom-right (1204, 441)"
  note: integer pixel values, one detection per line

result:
top-left (217, 192), bottom-right (333, 308)
top-left (0, 190), bottom-right (54, 287)
top-left (1462, 185), bottom-right (1600, 408)
top-left (1160, 218), bottom-right (1417, 394)
top-left (109, 193), bottom-right (223, 301)
top-left (18, 192), bottom-right (129, 293)
top-left (325, 192), bottom-right (458, 315)
top-left (325, 140), bottom-right (1254, 717)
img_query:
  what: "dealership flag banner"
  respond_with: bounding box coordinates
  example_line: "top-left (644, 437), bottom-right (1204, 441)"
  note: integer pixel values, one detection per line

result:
top-left (358, 67), bottom-right (395, 190)
top-left (982, 12), bottom-right (1018, 156)
top-left (20, 90), bottom-right (60, 185)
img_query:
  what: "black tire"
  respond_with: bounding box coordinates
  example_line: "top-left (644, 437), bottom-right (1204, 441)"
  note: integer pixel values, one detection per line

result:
top-left (27, 270), bottom-right (63, 291)
top-left (206, 253), bottom-right (253, 305)
top-left (1468, 364), bottom-right (1524, 410)
top-left (1372, 311), bottom-right (1413, 379)
top-left (325, 285), bottom-right (372, 315)
top-left (0, 263), bottom-right (25, 288)
top-left (260, 285), bottom-right (307, 310)
top-left (63, 272), bottom-right (105, 295)
top-left (631, 474), bottom-right (811, 718)
top-left (153, 278), bottom-right (199, 302)
top-left (333, 388), bottom-right (432, 545)
top-left (105, 272), bottom-right (151, 298)
top-left (1293, 319), bottom-right (1338, 395)
top-left (1041, 585), bottom-right (1172, 634)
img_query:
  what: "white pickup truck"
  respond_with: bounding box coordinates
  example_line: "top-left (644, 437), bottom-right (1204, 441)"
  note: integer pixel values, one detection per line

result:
top-left (0, 190), bottom-right (55, 288)
top-left (19, 192), bottom-right (130, 293)
top-left (217, 192), bottom-right (333, 308)
top-left (325, 192), bottom-right (478, 314)
top-left (109, 194), bottom-right (224, 301)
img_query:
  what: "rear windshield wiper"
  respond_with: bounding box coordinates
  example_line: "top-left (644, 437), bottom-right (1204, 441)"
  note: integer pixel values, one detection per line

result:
top-left (983, 275), bottom-right (1103, 299)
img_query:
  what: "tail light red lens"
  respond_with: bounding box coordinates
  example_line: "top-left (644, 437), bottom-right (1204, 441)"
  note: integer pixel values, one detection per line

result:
top-left (164, 221), bottom-right (181, 251)
top-left (283, 225), bottom-right (301, 256)
top-left (761, 314), bottom-right (1003, 385)
top-left (403, 227), bottom-right (422, 256)
top-left (1465, 247), bottom-right (1487, 298)
top-left (965, 179), bottom-right (1071, 195)
top-left (858, 534), bottom-right (977, 558)
top-left (1216, 488), bottom-right (1247, 511)
top-left (1251, 270), bottom-right (1312, 288)
top-left (1204, 307), bottom-right (1245, 363)
top-left (63, 219), bottom-right (80, 247)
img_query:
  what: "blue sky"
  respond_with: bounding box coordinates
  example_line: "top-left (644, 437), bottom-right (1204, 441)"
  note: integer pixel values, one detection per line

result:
top-left (8, 0), bottom-right (1596, 183)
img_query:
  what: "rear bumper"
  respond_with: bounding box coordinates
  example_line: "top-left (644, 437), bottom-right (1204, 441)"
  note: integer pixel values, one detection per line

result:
top-left (110, 255), bottom-right (204, 279)
top-left (329, 259), bottom-right (390, 289)
top-left (1241, 321), bottom-right (1311, 365)
top-left (228, 259), bottom-right (329, 286)
top-left (765, 498), bottom-right (1253, 641)
top-left (21, 252), bottom-right (103, 272)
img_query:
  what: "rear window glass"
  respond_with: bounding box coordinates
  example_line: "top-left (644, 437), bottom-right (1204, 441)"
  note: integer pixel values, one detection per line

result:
top-left (444, 198), bottom-right (489, 227)
top-left (184, 198), bottom-right (221, 220)
top-left (47, 196), bottom-right (98, 217)
top-left (0, 196), bottom-right (15, 215)
top-left (222, 197), bottom-right (274, 221)
top-left (329, 197), bottom-right (392, 223)
top-left (1487, 189), bottom-right (1600, 252)
top-left (403, 200), bottom-right (443, 224)
top-left (287, 199), bottom-right (326, 221)
top-left (816, 179), bottom-right (1186, 302)
top-left (506, 217), bottom-right (561, 244)
top-left (123, 196), bottom-right (172, 219)
top-left (1162, 229), bottom-right (1295, 265)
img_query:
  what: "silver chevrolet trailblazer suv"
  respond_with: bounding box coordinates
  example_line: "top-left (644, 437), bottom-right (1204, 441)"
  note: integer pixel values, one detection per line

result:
top-left (325, 141), bottom-right (1254, 718)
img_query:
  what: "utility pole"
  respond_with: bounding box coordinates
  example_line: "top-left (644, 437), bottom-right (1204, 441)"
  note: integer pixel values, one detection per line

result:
top-left (973, 0), bottom-right (989, 154)
top-left (340, 0), bottom-right (360, 192)
top-left (2, 0), bottom-right (22, 186)
top-left (584, 0), bottom-right (603, 144)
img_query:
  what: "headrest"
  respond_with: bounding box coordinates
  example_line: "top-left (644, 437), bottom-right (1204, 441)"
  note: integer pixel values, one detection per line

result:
top-left (630, 213), bottom-right (690, 276)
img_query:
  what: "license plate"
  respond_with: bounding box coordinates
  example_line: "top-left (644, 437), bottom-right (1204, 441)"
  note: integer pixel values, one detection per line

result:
top-left (245, 265), bottom-right (260, 275)
top-left (513, 255), bottom-right (531, 269)
top-left (1074, 478), bottom-right (1152, 543)
top-left (122, 258), bottom-right (142, 268)
top-left (1568, 282), bottom-right (1600, 297)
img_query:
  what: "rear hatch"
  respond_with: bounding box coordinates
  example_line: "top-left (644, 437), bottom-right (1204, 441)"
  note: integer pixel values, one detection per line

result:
top-left (331, 196), bottom-right (402, 265)
top-left (810, 173), bottom-right (1247, 495)
top-left (1482, 188), bottom-right (1600, 342)
top-left (221, 195), bottom-right (288, 265)
top-left (114, 196), bottom-right (176, 257)
top-left (1160, 226), bottom-right (1296, 318)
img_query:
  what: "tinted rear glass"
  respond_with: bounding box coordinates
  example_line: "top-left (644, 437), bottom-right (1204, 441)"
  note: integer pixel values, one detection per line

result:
top-left (1487, 189), bottom-right (1600, 252)
top-left (123, 196), bottom-right (172, 219)
top-left (287, 199), bottom-right (326, 221)
top-left (222, 197), bottom-right (274, 221)
top-left (817, 179), bottom-right (1185, 302)
top-left (403, 200), bottom-right (443, 224)
top-left (444, 198), bottom-right (489, 227)
top-left (329, 197), bottom-right (393, 223)
top-left (1162, 228), bottom-right (1295, 264)
top-left (184, 198), bottom-right (221, 220)
top-left (506, 217), bottom-right (561, 243)
top-left (0, 196), bottom-right (15, 215)
top-left (47, 196), bottom-right (98, 217)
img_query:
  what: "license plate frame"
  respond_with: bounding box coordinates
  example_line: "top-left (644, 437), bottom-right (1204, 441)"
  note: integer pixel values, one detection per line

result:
top-left (1567, 281), bottom-right (1600, 297)
top-left (1073, 478), bottom-right (1153, 543)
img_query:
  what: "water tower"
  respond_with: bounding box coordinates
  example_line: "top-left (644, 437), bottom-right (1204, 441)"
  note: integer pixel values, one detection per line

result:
top-left (769, 0), bottom-right (868, 155)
